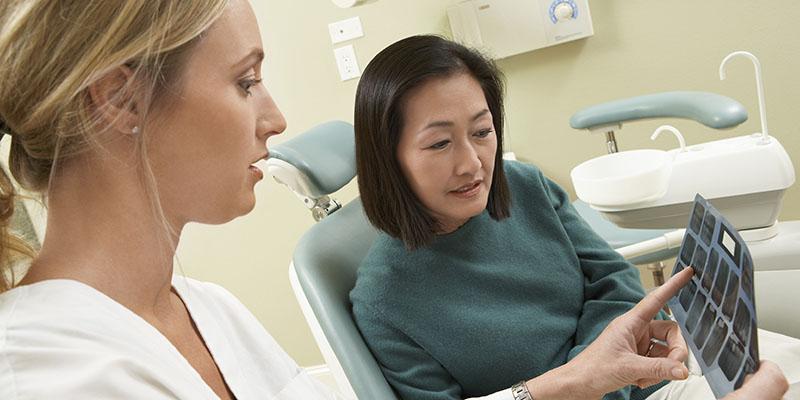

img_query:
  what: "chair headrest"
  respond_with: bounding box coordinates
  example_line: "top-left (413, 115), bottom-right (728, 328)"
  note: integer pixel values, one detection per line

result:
top-left (266, 121), bottom-right (356, 198)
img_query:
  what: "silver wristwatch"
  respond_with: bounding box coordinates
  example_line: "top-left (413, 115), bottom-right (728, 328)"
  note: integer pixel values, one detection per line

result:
top-left (511, 381), bottom-right (533, 400)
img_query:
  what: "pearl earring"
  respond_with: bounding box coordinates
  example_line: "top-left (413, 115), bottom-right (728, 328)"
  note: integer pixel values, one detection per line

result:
top-left (131, 126), bottom-right (140, 135)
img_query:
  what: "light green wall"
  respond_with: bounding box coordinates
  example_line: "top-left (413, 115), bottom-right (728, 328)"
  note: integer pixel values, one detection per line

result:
top-left (180, 1), bottom-right (800, 366)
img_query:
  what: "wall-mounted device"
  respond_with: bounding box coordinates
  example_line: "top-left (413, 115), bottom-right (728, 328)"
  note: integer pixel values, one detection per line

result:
top-left (447, 0), bottom-right (593, 59)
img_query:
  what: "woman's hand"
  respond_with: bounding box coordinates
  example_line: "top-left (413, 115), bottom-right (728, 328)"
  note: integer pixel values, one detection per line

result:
top-left (721, 360), bottom-right (788, 400)
top-left (524, 266), bottom-right (791, 400)
top-left (568, 267), bottom-right (693, 394)
top-left (526, 267), bottom-right (694, 399)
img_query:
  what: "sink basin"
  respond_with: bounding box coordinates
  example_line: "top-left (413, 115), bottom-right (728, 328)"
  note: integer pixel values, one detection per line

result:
top-left (571, 149), bottom-right (672, 207)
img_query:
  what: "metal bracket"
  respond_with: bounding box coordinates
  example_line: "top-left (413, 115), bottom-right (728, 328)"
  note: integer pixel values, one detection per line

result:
top-left (294, 192), bottom-right (342, 221)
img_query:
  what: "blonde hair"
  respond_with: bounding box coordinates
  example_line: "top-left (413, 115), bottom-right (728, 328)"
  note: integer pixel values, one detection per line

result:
top-left (0, 0), bottom-right (229, 291)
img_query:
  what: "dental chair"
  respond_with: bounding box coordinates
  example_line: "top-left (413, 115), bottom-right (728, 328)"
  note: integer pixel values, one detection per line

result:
top-left (267, 121), bottom-right (396, 399)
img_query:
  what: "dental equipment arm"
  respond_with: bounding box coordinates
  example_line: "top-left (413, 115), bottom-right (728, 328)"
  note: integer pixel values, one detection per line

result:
top-left (614, 229), bottom-right (686, 261)
top-left (570, 91), bottom-right (747, 153)
top-left (266, 121), bottom-right (356, 221)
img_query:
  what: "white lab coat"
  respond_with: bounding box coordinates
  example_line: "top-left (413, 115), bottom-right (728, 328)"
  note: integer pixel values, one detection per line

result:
top-left (0, 276), bottom-right (338, 400)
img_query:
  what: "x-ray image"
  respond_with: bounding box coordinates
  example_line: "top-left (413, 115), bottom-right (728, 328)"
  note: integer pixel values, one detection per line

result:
top-left (668, 194), bottom-right (759, 399)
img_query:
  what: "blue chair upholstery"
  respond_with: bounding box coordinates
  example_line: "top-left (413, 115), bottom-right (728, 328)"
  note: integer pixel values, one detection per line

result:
top-left (270, 121), bottom-right (356, 196)
top-left (292, 198), bottom-right (399, 399)
top-left (569, 91), bottom-right (747, 131)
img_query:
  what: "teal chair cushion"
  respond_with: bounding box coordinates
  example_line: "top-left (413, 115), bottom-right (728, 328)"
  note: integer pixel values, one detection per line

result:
top-left (292, 198), bottom-right (398, 399)
top-left (269, 121), bottom-right (356, 195)
top-left (569, 91), bottom-right (747, 131)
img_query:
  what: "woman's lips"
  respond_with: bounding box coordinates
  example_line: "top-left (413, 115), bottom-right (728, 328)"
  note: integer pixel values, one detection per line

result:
top-left (248, 165), bottom-right (264, 180)
top-left (249, 158), bottom-right (269, 181)
top-left (450, 180), bottom-right (482, 198)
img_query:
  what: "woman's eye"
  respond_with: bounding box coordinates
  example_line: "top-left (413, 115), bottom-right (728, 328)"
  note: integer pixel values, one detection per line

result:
top-left (429, 140), bottom-right (450, 150)
top-left (475, 128), bottom-right (494, 138)
top-left (238, 78), bottom-right (262, 96)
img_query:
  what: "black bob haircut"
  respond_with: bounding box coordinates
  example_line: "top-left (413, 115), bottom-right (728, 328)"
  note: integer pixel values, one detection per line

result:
top-left (355, 35), bottom-right (511, 250)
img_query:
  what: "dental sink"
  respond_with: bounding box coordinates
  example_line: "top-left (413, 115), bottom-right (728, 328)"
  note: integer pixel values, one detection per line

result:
top-left (571, 149), bottom-right (671, 208)
top-left (585, 135), bottom-right (794, 230)
top-left (571, 109), bottom-right (794, 231)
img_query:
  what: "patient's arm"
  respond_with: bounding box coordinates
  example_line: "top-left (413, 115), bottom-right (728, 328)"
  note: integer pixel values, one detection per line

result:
top-left (353, 300), bottom-right (533, 400)
top-left (352, 300), bottom-right (464, 400)
top-left (539, 172), bottom-right (670, 360)
top-left (526, 268), bottom-right (693, 399)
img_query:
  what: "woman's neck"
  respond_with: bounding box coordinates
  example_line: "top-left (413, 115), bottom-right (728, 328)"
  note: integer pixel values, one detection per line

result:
top-left (436, 216), bottom-right (470, 234)
top-left (21, 154), bottom-right (183, 320)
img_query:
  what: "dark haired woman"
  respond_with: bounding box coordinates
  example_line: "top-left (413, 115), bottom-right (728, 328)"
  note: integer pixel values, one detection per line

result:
top-left (349, 35), bottom-right (794, 400)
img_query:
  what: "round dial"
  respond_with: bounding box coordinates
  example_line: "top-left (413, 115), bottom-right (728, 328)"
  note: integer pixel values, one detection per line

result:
top-left (549, 0), bottom-right (579, 23)
top-left (554, 2), bottom-right (574, 20)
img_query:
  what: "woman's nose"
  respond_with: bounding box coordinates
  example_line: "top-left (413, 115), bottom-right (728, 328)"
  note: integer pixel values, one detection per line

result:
top-left (454, 142), bottom-right (481, 176)
top-left (257, 95), bottom-right (287, 139)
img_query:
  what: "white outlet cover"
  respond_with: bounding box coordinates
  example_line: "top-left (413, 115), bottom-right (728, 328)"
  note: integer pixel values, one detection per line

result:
top-left (333, 45), bottom-right (361, 81)
top-left (328, 17), bottom-right (364, 44)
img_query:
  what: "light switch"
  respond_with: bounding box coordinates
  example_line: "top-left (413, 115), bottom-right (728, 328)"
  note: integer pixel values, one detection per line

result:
top-left (334, 45), bottom-right (361, 81)
top-left (328, 17), bottom-right (364, 44)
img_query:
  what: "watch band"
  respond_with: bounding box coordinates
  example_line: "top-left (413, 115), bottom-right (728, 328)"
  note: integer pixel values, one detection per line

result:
top-left (511, 381), bottom-right (533, 400)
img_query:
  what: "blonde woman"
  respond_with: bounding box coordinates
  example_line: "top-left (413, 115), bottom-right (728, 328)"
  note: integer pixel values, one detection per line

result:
top-left (0, 1), bottom-right (788, 400)
top-left (0, 1), bottom-right (336, 398)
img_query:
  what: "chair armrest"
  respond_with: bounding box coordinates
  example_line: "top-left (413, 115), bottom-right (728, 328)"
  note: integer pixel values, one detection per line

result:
top-left (570, 91), bottom-right (747, 131)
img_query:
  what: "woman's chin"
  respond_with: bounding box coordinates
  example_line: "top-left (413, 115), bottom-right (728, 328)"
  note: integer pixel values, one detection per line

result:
top-left (199, 196), bottom-right (257, 225)
top-left (237, 194), bottom-right (258, 218)
top-left (465, 197), bottom-right (490, 218)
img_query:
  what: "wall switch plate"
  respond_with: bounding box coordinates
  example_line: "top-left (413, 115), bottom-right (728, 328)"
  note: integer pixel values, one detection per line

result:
top-left (328, 17), bottom-right (364, 44)
top-left (333, 44), bottom-right (361, 81)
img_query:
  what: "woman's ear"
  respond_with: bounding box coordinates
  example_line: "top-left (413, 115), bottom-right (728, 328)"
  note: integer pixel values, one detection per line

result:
top-left (88, 65), bottom-right (142, 136)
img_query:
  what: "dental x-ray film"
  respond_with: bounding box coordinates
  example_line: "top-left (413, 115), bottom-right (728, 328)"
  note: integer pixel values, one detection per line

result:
top-left (667, 194), bottom-right (759, 399)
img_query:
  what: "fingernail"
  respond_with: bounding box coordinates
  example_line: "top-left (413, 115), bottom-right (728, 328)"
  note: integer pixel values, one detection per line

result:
top-left (672, 367), bottom-right (686, 379)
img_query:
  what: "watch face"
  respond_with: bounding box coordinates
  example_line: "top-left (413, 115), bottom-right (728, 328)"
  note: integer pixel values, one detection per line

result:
top-left (511, 382), bottom-right (532, 400)
top-left (668, 194), bottom-right (759, 398)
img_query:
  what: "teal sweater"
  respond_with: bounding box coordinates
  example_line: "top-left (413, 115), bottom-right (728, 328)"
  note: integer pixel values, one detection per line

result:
top-left (350, 161), bottom-right (667, 400)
